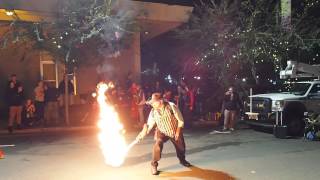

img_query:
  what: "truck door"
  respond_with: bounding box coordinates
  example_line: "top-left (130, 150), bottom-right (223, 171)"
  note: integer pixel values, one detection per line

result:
top-left (306, 84), bottom-right (320, 113)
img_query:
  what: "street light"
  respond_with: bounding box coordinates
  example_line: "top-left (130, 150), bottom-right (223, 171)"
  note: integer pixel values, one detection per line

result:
top-left (5, 10), bottom-right (14, 16)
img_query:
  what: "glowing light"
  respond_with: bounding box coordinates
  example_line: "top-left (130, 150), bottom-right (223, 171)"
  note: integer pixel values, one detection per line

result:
top-left (194, 76), bottom-right (201, 80)
top-left (5, 10), bottom-right (14, 16)
top-left (165, 75), bottom-right (173, 84)
top-left (96, 82), bottom-right (129, 167)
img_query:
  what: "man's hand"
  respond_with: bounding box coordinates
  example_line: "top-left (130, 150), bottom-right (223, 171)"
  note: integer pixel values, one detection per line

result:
top-left (175, 127), bottom-right (182, 141)
top-left (136, 131), bottom-right (147, 142)
top-left (136, 124), bottom-right (148, 142)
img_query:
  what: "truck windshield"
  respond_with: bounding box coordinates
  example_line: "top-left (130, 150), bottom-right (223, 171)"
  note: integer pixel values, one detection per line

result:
top-left (278, 83), bottom-right (311, 95)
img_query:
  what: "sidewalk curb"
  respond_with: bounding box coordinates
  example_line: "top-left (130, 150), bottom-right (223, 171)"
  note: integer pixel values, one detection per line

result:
top-left (0, 125), bottom-right (97, 135)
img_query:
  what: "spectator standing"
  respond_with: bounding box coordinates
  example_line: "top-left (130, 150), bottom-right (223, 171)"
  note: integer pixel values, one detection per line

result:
top-left (58, 79), bottom-right (74, 116)
top-left (195, 86), bottom-right (204, 119)
top-left (177, 81), bottom-right (194, 127)
top-left (136, 84), bottom-right (146, 127)
top-left (45, 83), bottom-right (60, 125)
top-left (183, 84), bottom-right (195, 128)
top-left (6, 83), bottom-right (24, 133)
top-left (129, 83), bottom-right (139, 128)
top-left (34, 81), bottom-right (47, 125)
top-left (221, 86), bottom-right (243, 131)
top-left (177, 81), bottom-right (187, 111)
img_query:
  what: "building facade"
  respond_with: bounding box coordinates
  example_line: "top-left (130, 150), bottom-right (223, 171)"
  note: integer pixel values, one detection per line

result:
top-left (0, 0), bottom-right (192, 115)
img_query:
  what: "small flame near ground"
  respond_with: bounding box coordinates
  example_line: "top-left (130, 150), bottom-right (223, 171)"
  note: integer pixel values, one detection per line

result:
top-left (96, 82), bottom-right (128, 167)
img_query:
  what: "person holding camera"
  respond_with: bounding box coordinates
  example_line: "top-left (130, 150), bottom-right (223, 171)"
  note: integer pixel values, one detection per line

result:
top-left (221, 86), bottom-right (243, 131)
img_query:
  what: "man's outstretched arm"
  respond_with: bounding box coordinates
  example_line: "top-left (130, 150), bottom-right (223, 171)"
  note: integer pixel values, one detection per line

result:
top-left (136, 112), bottom-right (156, 141)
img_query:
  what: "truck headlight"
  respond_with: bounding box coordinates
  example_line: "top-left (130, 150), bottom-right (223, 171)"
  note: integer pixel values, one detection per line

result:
top-left (274, 100), bottom-right (284, 111)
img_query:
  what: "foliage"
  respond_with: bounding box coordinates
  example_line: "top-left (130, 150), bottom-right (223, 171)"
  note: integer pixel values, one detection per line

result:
top-left (176, 0), bottom-right (320, 87)
top-left (0, 0), bottom-right (140, 68)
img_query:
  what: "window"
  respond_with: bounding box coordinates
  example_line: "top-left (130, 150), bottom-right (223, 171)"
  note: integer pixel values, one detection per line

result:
top-left (40, 61), bottom-right (58, 88)
top-left (309, 84), bottom-right (320, 98)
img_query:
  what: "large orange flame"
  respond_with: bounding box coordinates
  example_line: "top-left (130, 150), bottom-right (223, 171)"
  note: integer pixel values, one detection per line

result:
top-left (97, 82), bottom-right (129, 167)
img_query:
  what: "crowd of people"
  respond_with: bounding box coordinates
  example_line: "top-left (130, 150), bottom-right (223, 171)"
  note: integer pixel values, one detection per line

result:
top-left (105, 79), bottom-right (201, 130)
top-left (106, 79), bottom-right (244, 132)
top-left (4, 74), bottom-right (74, 133)
top-left (3, 73), bottom-right (243, 133)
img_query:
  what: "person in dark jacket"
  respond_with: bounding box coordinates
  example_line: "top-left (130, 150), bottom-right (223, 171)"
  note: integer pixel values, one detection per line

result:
top-left (221, 86), bottom-right (243, 131)
top-left (58, 79), bottom-right (74, 117)
top-left (45, 83), bottom-right (60, 125)
top-left (6, 83), bottom-right (25, 133)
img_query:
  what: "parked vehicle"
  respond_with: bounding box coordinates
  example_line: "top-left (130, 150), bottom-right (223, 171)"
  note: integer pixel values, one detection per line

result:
top-left (244, 61), bottom-right (320, 136)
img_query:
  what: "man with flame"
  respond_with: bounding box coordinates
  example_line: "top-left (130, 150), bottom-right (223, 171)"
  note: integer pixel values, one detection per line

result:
top-left (137, 93), bottom-right (191, 175)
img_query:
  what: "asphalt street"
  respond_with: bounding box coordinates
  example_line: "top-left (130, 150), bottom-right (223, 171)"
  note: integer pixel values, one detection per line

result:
top-left (0, 128), bottom-right (320, 180)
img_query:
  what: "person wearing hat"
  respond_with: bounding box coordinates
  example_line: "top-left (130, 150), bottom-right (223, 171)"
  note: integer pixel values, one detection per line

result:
top-left (136, 93), bottom-right (191, 175)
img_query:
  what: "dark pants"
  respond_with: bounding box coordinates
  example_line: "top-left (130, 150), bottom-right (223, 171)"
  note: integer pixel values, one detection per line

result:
top-left (35, 101), bottom-right (45, 121)
top-left (151, 129), bottom-right (186, 167)
top-left (183, 105), bottom-right (193, 128)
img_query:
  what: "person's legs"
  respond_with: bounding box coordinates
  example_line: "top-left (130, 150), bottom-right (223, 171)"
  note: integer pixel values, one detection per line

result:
top-left (170, 133), bottom-right (186, 162)
top-left (8, 106), bottom-right (16, 127)
top-left (229, 110), bottom-right (237, 130)
top-left (45, 102), bottom-right (54, 125)
top-left (224, 110), bottom-right (231, 130)
top-left (52, 102), bottom-right (59, 124)
top-left (183, 105), bottom-right (192, 128)
top-left (16, 106), bottom-right (22, 128)
top-left (35, 101), bottom-right (45, 124)
top-left (151, 130), bottom-right (168, 167)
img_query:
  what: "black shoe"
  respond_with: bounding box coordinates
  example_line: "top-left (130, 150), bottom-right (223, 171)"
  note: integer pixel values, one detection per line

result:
top-left (16, 124), bottom-right (22, 130)
top-left (151, 165), bottom-right (159, 175)
top-left (8, 126), bottom-right (13, 134)
top-left (180, 160), bottom-right (192, 167)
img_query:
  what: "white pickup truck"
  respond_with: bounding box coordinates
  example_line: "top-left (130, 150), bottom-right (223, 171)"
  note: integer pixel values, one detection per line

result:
top-left (244, 61), bottom-right (320, 136)
top-left (245, 80), bottom-right (320, 135)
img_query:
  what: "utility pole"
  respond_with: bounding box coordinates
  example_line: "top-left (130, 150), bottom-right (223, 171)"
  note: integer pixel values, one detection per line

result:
top-left (281, 0), bottom-right (292, 30)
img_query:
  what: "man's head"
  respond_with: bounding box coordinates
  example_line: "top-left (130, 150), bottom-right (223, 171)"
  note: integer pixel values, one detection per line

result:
top-left (147, 93), bottom-right (163, 109)
top-left (38, 81), bottom-right (44, 87)
top-left (10, 74), bottom-right (17, 82)
top-left (228, 86), bottom-right (235, 93)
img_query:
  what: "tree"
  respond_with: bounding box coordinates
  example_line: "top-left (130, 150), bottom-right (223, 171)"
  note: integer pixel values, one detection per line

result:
top-left (176, 0), bottom-right (320, 89)
top-left (0, 0), bottom-right (140, 124)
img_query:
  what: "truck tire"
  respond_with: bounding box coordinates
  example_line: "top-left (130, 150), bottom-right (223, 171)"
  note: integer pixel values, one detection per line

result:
top-left (283, 102), bottom-right (306, 136)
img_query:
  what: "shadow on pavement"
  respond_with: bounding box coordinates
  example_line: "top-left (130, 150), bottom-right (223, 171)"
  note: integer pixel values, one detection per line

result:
top-left (160, 166), bottom-right (235, 180)
top-left (124, 142), bottom-right (242, 166)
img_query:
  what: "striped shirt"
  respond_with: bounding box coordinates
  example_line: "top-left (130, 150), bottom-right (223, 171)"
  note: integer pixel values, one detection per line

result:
top-left (147, 102), bottom-right (184, 138)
